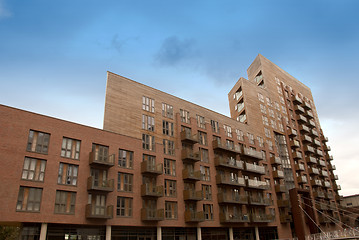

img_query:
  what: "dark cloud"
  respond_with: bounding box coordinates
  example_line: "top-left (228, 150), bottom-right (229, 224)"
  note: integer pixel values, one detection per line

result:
top-left (154, 36), bottom-right (197, 66)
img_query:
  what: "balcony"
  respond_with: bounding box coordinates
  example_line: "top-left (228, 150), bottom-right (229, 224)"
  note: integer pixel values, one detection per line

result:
top-left (89, 151), bottom-right (115, 167)
top-left (333, 184), bottom-right (341, 191)
top-left (318, 160), bottom-right (326, 167)
top-left (141, 208), bottom-right (164, 221)
top-left (326, 154), bottom-right (333, 161)
top-left (85, 204), bottom-right (113, 219)
top-left (214, 156), bottom-right (244, 170)
top-left (292, 95), bottom-right (303, 104)
top-left (306, 111), bottom-right (314, 119)
top-left (316, 149), bottom-right (324, 157)
top-left (217, 192), bottom-right (248, 204)
top-left (248, 196), bottom-right (271, 206)
top-left (321, 170), bottom-right (329, 177)
top-left (294, 105), bottom-right (305, 113)
top-left (182, 169), bottom-right (201, 181)
top-left (308, 167), bottom-right (320, 175)
top-left (141, 184), bottom-right (164, 197)
top-left (316, 203), bottom-right (328, 211)
top-left (273, 170), bottom-right (284, 179)
top-left (270, 156), bottom-right (282, 165)
top-left (212, 140), bottom-right (240, 154)
top-left (180, 130), bottom-right (198, 144)
top-left (306, 156), bottom-right (317, 164)
top-left (290, 140), bottom-right (301, 148)
top-left (240, 147), bottom-right (263, 160)
top-left (308, 120), bottom-right (316, 128)
top-left (324, 145), bottom-right (331, 152)
top-left (287, 128), bottom-right (297, 137)
top-left (220, 212), bottom-right (249, 223)
top-left (311, 129), bottom-right (319, 137)
top-left (323, 137), bottom-right (329, 142)
top-left (280, 214), bottom-right (293, 223)
top-left (295, 163), bottom-right (305, 172)
top-left (297, 115), bottom-right (308, 123)
top-left (299, 125), bottom-right (310, 133)
top-left (313, 139), bottom-right (321, 147)
top-left (87, 176), bottom-right (114, 192)
top-left (184, 210), bottom-right (204, 222)
top-left (331, 164), bottom-right (336, 170)
top-left (326, 192), bottom-right (334, 199)
top-left (313, 192), bottom-right (325, 199)
top-left (181, 149), bottom-right (201, 162)
top-left (310, 179), bottom-right (322, 186)
top-left (318, 215), bottom-right (330, 224)
top-left (323, 181), bottom-right (331, 188)
top-left (250, 214), bottom-right (274, 223)
top-left (277, 199), bottom-right (290, 208)
top-left (275, 184), bottom-right (286, 192)
top-left (303, 101), bottom-right (311, 110)
top-left (244, 163), bottom-right (265, 174)
top-left (246, 179), bottom-right (269, 190)
top-left (297, 175), bottom-right (307, 184)
top-left (292, 151), bottom-right (303, 159)
top-left (301, 135), bottom-right (312, 143)
top-left (331, 174), bottom-right (338, 180)
top-left (183, 190), bottom-right (202, 201)
top-left (216, 175), bottom-right (246, 187)
top-left (304, 146), bottom-right (315, 154)
top-left (141, 161), bottom-right (163, 175)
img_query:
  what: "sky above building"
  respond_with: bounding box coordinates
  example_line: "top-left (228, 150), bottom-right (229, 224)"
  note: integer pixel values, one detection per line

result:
top-left (0, 0), bottom-right (358, 196)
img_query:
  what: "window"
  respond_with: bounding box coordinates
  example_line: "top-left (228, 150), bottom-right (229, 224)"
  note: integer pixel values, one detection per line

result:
top-left (233, 88), bottom-right (243, 100)
top-left (264, 128), bottom-right (271, 139)
top-left (280, 96), bottom-right (285, 105)
top-left (278, 123), bottom-right (284, 132)
top-left (180, 109), bottom-right (190, 123)
top-left (257, 93), bottom-right (264, 102)
top-left (142, 96), bottom-right (155, 113)
top-left (27, 130), bottom-right (50, 154)
top-left (54, 190), bottom-right (76, 214)
top-left (267, 140), bottom-right (274, 151)
top-left (162, 120), bottom-right (174, 136)
top-left (277, 86), bottom-right (282, 94)
top-left (118, 149), bottom-right (133, 169)
top-left (142, 134), bottom-right (155, 151)
top-left (58, 163), bottom-right (78, 186)
top-left (226, 139), bottom-right (234, 150)
top-left (197, 115), bottom-right (206, 129)
top-left (203, 204), bottom-right (213, 220)
top-left (164, 159), bottom-right (176, 176)
top-left (211, 120), bottom-right (219, 133)
top-left (163, 139), bottom-right (175, 155)
top-left (198, 131), bottom-right (207, 145)
top-left (238, 111), bottom-right (247, 123)
top-left (257, 136), bottom-right (264, 147)
top-left (247, 133), bottom-right (254, 144)
top-left (202, 185), bottom-right (212, 200)
top-left (61, 137), bottom-right (80, 159)
top-left (200, 166), bottom-right (210, 181)
top-left (200, 148), bottom-right (209, 163)
top-left (260, 104), bottom-right (266, 114)
top-left (92, 144), bottom-right (109, 162)
top-left (16, 186), bottom-right (42, 212)
top-left (262, 116), bottom-right (269, 126)
top-left (165, 201), bottom-right (177, 219)
top-left (223, 125), bottom-right (232, 138)
top-left (118, 172), bottom-right (133, 192)
top-left (21, 157), bottom-right (46, 182)
top-left (270, 119), bottom-right (277, 129)
top-left (281, 105), bottom-right (287, 114)
top-left (116, 197), bottom-right (132, 217)
top-left (268, 109), bottom-right (275, 118)
top-left (165, 180), bottom-right (177, 197)
top-left (236, 129), bottom-right (244, 141)
top-left (162, 103), bottom-right (173, 119)
top-left (142, 115), bottom-right (155, 132)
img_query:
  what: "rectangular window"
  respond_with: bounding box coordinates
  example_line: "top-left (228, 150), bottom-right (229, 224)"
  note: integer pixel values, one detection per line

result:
top-left (203, 204), bottom-right (213, 220)
top-left (270, 119), bottom-right (277, 129)
top-left (142, 115), bottom-right (155, 132)
top-left (165, 201), bottom-right (177, 219)
top-left (58, 163), bottom-right (78, 186)
top-left (116, 197), bottom-right (132, 217)
top-left (210, 120), bottom-right (219, 133)
top-left (21, 157), bottom-right (46, 182)
top-left (268, 109), bottom-right (275, 118)
top-left (61, 137), bottom-right (81, 159)
top-left (236, 129), bottom-right (244, 141)
top-left (162, 120), bottom-right (174, 136)
top-left (200, 148), bottom-right (209, 163)
top-left (118, 172), bottom-right (133, 192)
top-left (163, 139), bottom-right (175, 155)
top-left (180, 109), bottom-right (190, 123)
top-left (16, 186), bottom-right (42, 212)
top-left (92, 144), bottom-right (109, 162)
top-left (54, 190), bottom-right (76, 214)
top-left (164, 179), bottom-right (177, 197)
top-left (27, 130), bottom-right (50, 154)
top-left (142, 96), bottom-right (155, 113)
top-left (162, 103), bottom-right (173, 119)
top-left (260, 104), bottom-right (266, 114)
top-left (118, 149), bottom-right (133, 169)
top-left (197, 115), bottom-right (206, 129)
top-left (257, 136), bottom-right (264, 147)
top-left (202, 185), bottom-right (212, 200)
top-left (200, 166), bottom-right (210, 181)
top-left (198, 131), bottom-right (207, 146)
top-left (247, 133), bottom-right (254, 144)
top-left (257, 93), bottom-right (264, 102)
top-left (264, 128), bottom-right (271, 138)
top-left (164, 159), bottom-right (176, 176)
top-left (142, 134), bottom-right (155, 151)
top-left (223, 125), bottom-right (232, 138)
top-left (262, 116), bottom-right (269, 126)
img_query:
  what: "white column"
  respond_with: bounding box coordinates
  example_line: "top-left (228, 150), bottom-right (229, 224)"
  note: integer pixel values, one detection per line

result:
top-left (157, 226), bottom-right (162, 240)
top-left (39, 223), bottom-right (47, 240)
top-left (255, 227), bottom-right (259, 240)
top-left (229, 227), bottom-right (234, 240)
top-left (106, 225), bottom-right (111, 240)
top-left (197, 227), bottom-right (202, 240)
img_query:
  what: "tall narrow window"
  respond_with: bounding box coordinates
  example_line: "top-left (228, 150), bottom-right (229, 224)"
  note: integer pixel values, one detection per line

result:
top-left (202, 185), bottom-right (212, 200)
top-left (16, 186), bottom-right (42, 212)
top-left (164, 180), bottom-right (177, 197)
top-left (61, 137), bottom-right (81, 159)
top-left (142, 134), bottom-right (155, 151)
top-left (92, 144), bottom-right (109, 163)
top-left (165, 201), bottom-right (178, 219)
top-left (198, 131), bottom-right (207, 146)
top-left (142, 115), bottom-right (155, 132)
top-left (211, 120), bottom-right (219, 133)
top-left (21, 157), bottom-right (46, 182)
top-left (164, 159), bottom-right (176, 176)
top-left (142, 96), bottom-right (155, 113)
top-left (200, 166), bottom-right (210, 181)
top-left (162, 120), bottom-right (174, 136)
top-left (118, 149), bottom-right (133, 169)
top-left (117, 197), bottom-right (133, 217)
top-left (58, 163), bottom-right (78, 186)
top-left (236, 129), bottom-right (244, 141)
top-left (162, 103), bottom-right (173, 119)
top-left (203, 204), bottom-right (213, 220)
top-left (117, 172), bottom-right (133, 192)
top-left (197, 115), bottom-right (206, 129)
top-left (223, 125), bottom-right (232, 137)
top-left (200, 148), bottom-right (209, 163)
top-left (163, 139), bottom-right (175, 155)
top-left (180, 109), bottom-right (190, 123)
top-left (54, 190), bottom-right (76, 214)
top-left (27, 130), bottom-right (50, 154)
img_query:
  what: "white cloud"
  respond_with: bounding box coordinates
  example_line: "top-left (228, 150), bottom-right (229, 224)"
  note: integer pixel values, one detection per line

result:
top-left (0, 0), bottom-right (11, 18)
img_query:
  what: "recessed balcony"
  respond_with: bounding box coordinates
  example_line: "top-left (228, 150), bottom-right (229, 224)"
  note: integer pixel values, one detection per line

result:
top-left (240, 146), bottom-right (263, 160)
top-left (183, 190), bottom-right (202, 201)
top-left (270, 156), bottom-right (282, 165)
top-left (248, 196), bottom-right (271, 206)
top-left (89, 151), bottom-right (115, 167)
top-left (275, 184), bottom-right (286, 192)
top-left (214, 156), bottom-right (244, 170)
top-left (246, 179), bottom-right (269, 190)
top-left (216, 175), bottom-right (246, 187)
top-left (141, 208), bottom-right (164, 221)
top-left (86, 204), bottom-right (113, 219)
top-left (182, 169), bottom-right (201, 181)
top-left (220, 212), bottom-right (249, 223)
top-left (141, 161), bottom-right (163, 175)
top-left (243, 162), bottom-right (265, 174)
top-left (180, 130), bottom-right (198, 144)
top-left (87, 176), bottom-right (114, 192)
top-left (181, 149), bottom-right (201, 162)
top-left (141, 184), bottom-right (164, 197)
top-left (250, 214), bottom-right (274, 223)
top-left (217, 192), bottom-right (248, 204)
top-left (273, 170), bottom-right (284, 178)
top-left (184, 210), bottom-right (204, 222)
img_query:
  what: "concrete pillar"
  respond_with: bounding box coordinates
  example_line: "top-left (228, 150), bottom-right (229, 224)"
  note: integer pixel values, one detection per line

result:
top-left (229, 227), bottom-right (234, 240)
top-left (106, 225), bottom-right (111, 240)
top-left (39, 223), bottom-right (47, 240)
top-left (255, 227), bottom-right (260, 240)
top-left (157, 226), bottom-right (161, 240)
top-left (197, 227), bottom-right (202, 240)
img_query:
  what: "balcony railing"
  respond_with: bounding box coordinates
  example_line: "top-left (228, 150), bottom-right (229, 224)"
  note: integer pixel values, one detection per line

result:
top-left (326, 154), bottom-right (333, 161)
top-left (87, 176), bottom-right (114, 192)
top-left (292, 151), bottom-right (303, 159)
top-left (270, 156), bottom-right (282, 165)
top-left (311, 129), bottom-right (319, 137)
top-left (303, 101), bottom-right (311, 110)
top-left (248, 196), bottom-right (271, 206)
top-left (183, 190), bottom-right (202, 201)
top-left (85, 204), bottom-right (113, 219)
top-left (180, 130), bottom-right (198, 144)
top-left (141, 161), bottom-right (163, 175)
top-left (331, 164), bottom-right (336, 170)
top-left (273, 170), bottom-right (284, 178)
top-left (214, 156), bottom-right (244, 170)
top-left (304, 146), bottom-right (315, 153)
top-left (308, 167), bottom-right (320, 175)
top-left (297, 175), bottom-right (307, 184)
top-left (246, 179), bottom-right (269, 190)
top-left (323, 181), bottom-right (331, 188)
top-left (308, 120), bottom-right (316, 128)
top-left (313, 139), bottom-right (321, 147)
top-left (217, 192), bottom-right (248, 204)
top-left (301, 135), bottom-right (312, 143)
top-left (141, 184), bottom-right (164, 197)
top-left (313, 192), bottom-right (325, 198)
top-left (219, 212), bottom-right (249, 223)
top-left (306, 156), bottom-right (317, 164)
top-left (89, 151), bottom-right (115, 167)
top-left (216, 175), bottom-right (246, 187)
top-left (182, 169), bottom-right (201, 181)
top-left (306, 111), bottom-right (314, 119)
top-left (323, 137), bottom-right (329, 142)
top-left (294, 105), bottom-right (305, 113)
top-left (326, 192), bottom-right (334, 199)
top-left (292, 95), bottom-right (303, 104)
top-left (299, 125), bottom-right (310, 133)
top-left (324, 145), bottom-right (331, 151)
top-left (244, 163), bottom-right (265, 174)
top-left (277, 199), bottom-right (290, 208)
top-left (212, 140), bottom-right (240, 154)
top-left (331, 174), bottom-right (338, 180)
top-left (250, 213), bottom-right (274, 223)
top-left (316, 149), bottom-right (324, 157)
top-left (184, 210), bottom-right (204, 222)
top-left (240, 147), bottom-right (263, 160)
top-left (141, 208), bottom-right (164, 221)
top-left (295, 163), bottom-right (305, 172)
top-left (287, 128), bottom-right (297, 137)
top-left (297, 115), bottom-right (308, 123)
top-left (275, 184), bottom-right (286, 192)
top-left (318, 160), bottom-right (326, 167)
top-left (321, 170), bottom-right (329, 177)
top-left (181, 149), bottom-right (201, 162)
top-left (310, 179), bottom-right (322, 186)
top-left (290, 140), bottom-right (301, 148)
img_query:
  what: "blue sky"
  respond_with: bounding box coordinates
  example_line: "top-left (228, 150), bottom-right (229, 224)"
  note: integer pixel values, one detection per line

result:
top-left (1, 0), bottom-right (358, 196)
